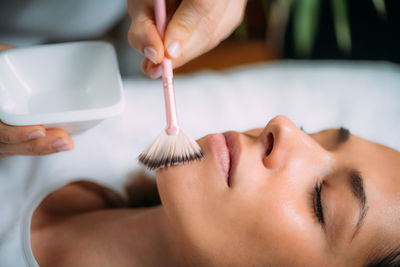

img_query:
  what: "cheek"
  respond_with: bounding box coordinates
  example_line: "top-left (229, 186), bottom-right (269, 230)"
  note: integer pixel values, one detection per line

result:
top-left (157, 165), bottom-right (235, 264)
top-left (156, 136), bottom-right (218, 208)
top-left (155, 138), bottom-right (229, 247)
top-left (264, 200), bottom-right (324, 266)
top-left (240, 183), bottom-right (327, 264)
top-left (156, 134), bottom-right (230, 205)
top-left (156, 162), bottom-right (206, 225)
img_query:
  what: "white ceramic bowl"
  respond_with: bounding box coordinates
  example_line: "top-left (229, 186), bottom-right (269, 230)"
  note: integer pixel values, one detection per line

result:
top-left (0, 41), bottom-right (125, 134)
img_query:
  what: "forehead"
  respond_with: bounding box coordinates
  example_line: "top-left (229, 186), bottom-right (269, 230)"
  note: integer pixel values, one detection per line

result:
top-left (348, 135), bottom-right (400, 183)
top-left (333, 133), bottom-right (400, 200)
top-left (314, 129), bottom-right (399, 166)
top-left (342, 135), bottom-right (400, 256)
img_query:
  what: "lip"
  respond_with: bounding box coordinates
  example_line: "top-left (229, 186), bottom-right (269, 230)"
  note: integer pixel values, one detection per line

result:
top-left (223, 131), bottom-right (241, 186)
top-left (207, 134), bottom-right (230, 185)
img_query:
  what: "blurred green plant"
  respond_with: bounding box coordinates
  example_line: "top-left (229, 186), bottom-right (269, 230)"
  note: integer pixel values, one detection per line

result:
top-left (236, 0), bottom-right (387, 57)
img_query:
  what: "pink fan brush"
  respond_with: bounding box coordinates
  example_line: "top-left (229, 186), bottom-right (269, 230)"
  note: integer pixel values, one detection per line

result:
top-left (138, 0), bottom-right (203, 170)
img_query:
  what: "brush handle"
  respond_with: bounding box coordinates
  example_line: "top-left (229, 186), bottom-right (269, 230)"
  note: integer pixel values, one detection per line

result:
top-left (154, 0), bottom-right (179, 136)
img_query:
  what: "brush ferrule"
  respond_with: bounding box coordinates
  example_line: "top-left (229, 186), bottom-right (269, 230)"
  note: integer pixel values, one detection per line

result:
top-left (166, 127), bottom-right (179, 135)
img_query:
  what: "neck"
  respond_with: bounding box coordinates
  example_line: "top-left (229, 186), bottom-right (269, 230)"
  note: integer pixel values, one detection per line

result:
top-left (122, 206), bottom-right (185, 266)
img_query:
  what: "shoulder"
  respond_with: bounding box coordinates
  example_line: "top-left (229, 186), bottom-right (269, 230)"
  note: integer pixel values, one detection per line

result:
top-left (30, 181), bottom-right (127, 266)
top-left (31, 180), bottom-right (127, 230)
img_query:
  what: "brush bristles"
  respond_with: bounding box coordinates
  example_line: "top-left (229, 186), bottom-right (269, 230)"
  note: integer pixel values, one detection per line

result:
top-left (139, 129), bottom-right (204, 170)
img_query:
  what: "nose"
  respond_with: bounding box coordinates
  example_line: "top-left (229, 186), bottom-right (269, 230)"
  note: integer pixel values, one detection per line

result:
top-left (259, 115), bottom-right (330, 170)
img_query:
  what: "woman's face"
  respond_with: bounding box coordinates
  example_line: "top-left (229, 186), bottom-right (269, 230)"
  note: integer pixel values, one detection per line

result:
top-left (157, 116), bottom-right (400, 266)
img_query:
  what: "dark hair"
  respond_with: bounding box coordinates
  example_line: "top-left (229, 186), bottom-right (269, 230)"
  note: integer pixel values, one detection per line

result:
top-left (366, 249), bottom-right (400, 267)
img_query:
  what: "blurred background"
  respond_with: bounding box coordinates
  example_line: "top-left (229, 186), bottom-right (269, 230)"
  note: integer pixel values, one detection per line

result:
top-left (0, 0), bottom-right (399, 76)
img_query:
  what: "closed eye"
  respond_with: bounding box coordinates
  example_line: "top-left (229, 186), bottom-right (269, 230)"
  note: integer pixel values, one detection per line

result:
top-left (315, 184), bottom-right (324, 224)
top-left (310, 183), bottom-right (325, 224)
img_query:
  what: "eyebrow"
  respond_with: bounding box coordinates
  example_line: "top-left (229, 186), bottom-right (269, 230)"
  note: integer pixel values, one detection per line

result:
top-left (337, 127), bottom-right (350, 144)
top-left (348, 169), bottom-right (368, 240)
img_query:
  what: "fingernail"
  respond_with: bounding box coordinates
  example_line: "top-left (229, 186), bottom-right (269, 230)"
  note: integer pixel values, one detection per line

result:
top-left (167, 41), bottom-right (180, 58)
top-left (149, 65), bottom-right (162, 79)
top-left (55, 144), bottom-right (73, 151)
top-left (28, 131), bottom-right (45, 140)
top-left (52, 139), bottom-right (69, 149)
top-left (144, 46), bottom-right (158, 64)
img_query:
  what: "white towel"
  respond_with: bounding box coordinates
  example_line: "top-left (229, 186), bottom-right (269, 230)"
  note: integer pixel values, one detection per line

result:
top-left (0, 61), bottom-right (399, 266)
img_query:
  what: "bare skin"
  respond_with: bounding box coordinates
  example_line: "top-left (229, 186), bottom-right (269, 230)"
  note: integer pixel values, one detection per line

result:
top-left (31, 182), bottom-right (181, 267)
top-left (127, 0), bottom-right (247, 78)
top-left (31, 116), bottom-right (400, 266)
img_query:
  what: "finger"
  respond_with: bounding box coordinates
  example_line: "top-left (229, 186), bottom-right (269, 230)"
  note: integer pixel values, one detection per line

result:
top-left (127, 1), bottom-right (165, 64)
top-left (163, 1), bottom-right (221, 59)
top-left (164, 0), bottom-right (245, 68)
top-left (0, 43), bottom-right (14, 52)
top-left (172, 0), bottom-right (245, 66)
top-left (0, 128), bottom-right (74, 157)
top-left (0, 121), bottom-right (46, 144)
top-left (141, 58), bottom-right (162, 79)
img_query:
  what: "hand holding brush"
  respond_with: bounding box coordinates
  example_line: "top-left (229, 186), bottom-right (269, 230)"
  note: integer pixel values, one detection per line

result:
top-left (138, 0), bottom-right (203, 170)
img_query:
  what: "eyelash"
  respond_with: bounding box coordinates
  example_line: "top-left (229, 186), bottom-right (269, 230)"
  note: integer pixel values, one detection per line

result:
top-left (310, 182), bottom-right (325, 224)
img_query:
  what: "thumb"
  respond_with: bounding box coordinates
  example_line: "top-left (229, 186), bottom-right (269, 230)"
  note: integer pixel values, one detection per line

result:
top-left (163, 1), bottom-right (216, 60)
